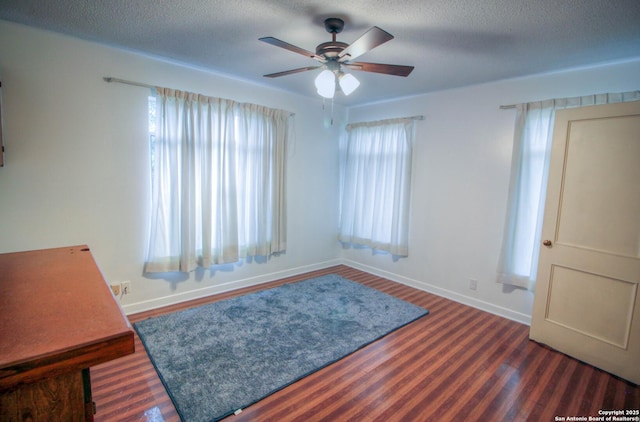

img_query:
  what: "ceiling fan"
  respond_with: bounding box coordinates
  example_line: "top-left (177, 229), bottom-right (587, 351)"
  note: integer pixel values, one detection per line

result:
top-left (259, 18), bottom-right (414, 98)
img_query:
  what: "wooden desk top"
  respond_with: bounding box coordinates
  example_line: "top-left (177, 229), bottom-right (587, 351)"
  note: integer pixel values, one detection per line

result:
top-left (0, 245), bottom-right (134, 390)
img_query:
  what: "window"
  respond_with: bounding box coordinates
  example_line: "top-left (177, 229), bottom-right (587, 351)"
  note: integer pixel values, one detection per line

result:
top-left (338, 118), bottom-right (415, 256)
top-left (497, 101), bottom-right (555, 290)
top-left (148, 95), bottom-right (156, 174)
top-left (145, 89), bottom-right (290, 273)
top-left (497, 91), bottom-right (640, 290)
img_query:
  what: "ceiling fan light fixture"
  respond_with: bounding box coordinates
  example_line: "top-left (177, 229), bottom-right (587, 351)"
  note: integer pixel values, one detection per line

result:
top-left (339, 72), bottom-right (360, 96)
top-left (315, 69), bottom-right (336, 98)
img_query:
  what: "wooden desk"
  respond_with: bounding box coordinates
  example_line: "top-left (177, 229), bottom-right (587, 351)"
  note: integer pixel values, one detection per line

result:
top-left (0, 245), bottom-right (135, 421)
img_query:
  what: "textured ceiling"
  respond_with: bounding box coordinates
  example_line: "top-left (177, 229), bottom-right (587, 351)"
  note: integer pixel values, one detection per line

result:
top-left (1, 0), bottom-right (639, 106)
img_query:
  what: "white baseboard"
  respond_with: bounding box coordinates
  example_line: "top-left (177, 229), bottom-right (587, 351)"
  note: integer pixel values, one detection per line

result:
top-left (122, 257), bottom-right (531, 326)
top-left (341, 259), bottom-right (531, 326)
top-left (122, 259), bottom-right (342, 315)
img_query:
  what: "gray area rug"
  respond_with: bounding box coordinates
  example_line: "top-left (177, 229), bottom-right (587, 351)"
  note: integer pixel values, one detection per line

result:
top-left (134, 274), bottom-right (429, 422)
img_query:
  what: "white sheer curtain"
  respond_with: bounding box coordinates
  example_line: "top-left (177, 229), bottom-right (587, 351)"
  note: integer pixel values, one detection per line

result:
top-left (498, 91), bottom-right (640, 290)
top-left (339, 118), bottom-right (415, 256)
top-left (145, 88), bottom-right (290, 273)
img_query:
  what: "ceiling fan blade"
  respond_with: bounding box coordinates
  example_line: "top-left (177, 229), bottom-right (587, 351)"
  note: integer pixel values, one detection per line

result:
top-left (259, 37), bottom-right (326, 62)
top-left (263, 66), bottom-right (321, 78)
top-left (338, 27), bottom-right (394, 61)
top-left (344, 62), bottom-right (414, 77)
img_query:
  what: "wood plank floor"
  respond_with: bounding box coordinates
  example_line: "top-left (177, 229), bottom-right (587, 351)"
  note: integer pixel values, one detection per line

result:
top-left (91, 265), bottom-right (640, 421)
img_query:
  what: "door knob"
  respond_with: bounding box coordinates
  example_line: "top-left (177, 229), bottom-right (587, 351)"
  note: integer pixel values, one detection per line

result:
top-left (543, 240), bottom-right (552, 246)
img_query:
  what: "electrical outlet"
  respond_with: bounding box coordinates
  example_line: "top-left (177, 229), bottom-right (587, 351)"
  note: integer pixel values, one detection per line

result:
top-left (110, 283), bottom-right (121, 296)
top-left (122, 281), bottom-right (131, 295)
top-left (469, 279), bottom-right (478, 290)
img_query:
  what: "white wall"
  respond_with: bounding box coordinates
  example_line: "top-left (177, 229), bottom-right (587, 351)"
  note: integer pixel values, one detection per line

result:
top-left (0, 20), bottom-right (345, 313)
top-left (2, 19), bottom-right (638, 322)
top-left (344, 58), bottom-right (640, 324)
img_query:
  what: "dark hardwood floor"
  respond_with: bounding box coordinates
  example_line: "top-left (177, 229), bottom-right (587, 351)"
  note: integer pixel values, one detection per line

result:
top-left (91, 265), bottom-right (640, 421)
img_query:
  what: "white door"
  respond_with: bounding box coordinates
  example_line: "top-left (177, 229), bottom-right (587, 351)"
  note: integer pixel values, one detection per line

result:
top-left (529, 101), bottom-right (640, 385)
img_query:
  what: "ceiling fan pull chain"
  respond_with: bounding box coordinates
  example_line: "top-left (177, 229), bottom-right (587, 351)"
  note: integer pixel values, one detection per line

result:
top-left (331, 97), bottom-right (334, 126)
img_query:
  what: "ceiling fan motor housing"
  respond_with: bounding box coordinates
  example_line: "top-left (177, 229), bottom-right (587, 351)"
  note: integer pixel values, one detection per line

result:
top-left (316, 41), bottom-right (349, 58)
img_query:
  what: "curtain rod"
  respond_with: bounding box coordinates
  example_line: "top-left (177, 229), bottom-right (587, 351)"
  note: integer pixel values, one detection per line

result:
top-left (103, 76), bottom-right (155, 89)
top-left (346, 114), bottom-right (424, 130)
top-left (103, 76), bottom-right (295, 116)
top-left (499, 90), bottom-right (640, 110)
